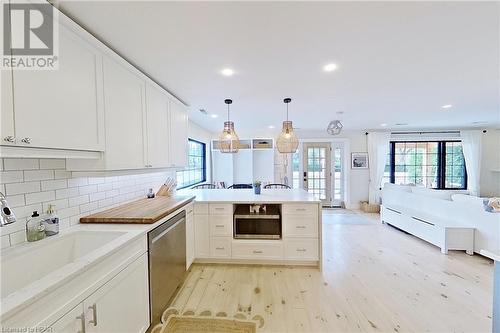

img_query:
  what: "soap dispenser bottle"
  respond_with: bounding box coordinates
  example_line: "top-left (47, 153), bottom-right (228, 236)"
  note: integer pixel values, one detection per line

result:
top-left (26, 211), bottom-right (46, 242)
top-left (43, 204), bottom-right (59, 236)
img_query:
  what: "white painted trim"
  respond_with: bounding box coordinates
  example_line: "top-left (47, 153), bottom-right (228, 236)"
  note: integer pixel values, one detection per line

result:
top-left (297, 138), bottom-right (351, 208)
top-left (0, 146), bottom-right (101, 159)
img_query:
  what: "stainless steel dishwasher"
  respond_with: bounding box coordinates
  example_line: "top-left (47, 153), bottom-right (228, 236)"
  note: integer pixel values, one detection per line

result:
top-left (148, 210), bottom-right (186, 327)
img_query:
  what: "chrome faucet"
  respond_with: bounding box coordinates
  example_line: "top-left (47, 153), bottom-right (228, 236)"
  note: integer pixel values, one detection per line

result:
top-left (0, 192), bottom-right (16, 227)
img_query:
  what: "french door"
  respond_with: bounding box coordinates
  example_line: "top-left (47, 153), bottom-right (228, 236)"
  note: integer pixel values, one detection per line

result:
top-left (303, 142), bottom-right (332, 205)
top-left (331, 143), bottom-right (344, 206)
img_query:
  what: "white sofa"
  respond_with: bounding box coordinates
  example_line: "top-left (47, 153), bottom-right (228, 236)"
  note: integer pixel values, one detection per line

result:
top-left (381, 183), bottom-right (500, 256)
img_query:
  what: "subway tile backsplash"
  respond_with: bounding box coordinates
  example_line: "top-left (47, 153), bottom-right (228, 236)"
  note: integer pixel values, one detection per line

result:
top-left (0, 158), bottom-right (174, 249)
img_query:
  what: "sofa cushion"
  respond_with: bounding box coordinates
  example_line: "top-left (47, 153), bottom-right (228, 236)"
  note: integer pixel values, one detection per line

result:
top-left (451, 194), bottom-right (487, 211)
top-left (411, 187), bottom-right (469, 200)
top-left (383, 183), bottom-right (412, 192)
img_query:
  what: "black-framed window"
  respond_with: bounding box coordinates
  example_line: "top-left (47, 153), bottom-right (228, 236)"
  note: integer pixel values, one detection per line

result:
top-left (176, 139), bottom-right (206, 189)
top-left (383, 141), bottom-right (467, 189)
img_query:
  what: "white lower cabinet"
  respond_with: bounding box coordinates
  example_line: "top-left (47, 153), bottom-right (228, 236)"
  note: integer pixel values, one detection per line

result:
top-left (48, 304), bottom-right (85, 333)
top-left (283, 215), bottom-right (319, 238)
top-left (210, 237), bottom-right (232, 258)
top-left (194, 214), bottom-right (210, 258)
top-left (209, 215), bottom-right (233, 237)
top-left (284, 239), bottom-right (319, 260)
top-left (186, 206), bottom-right (195, 269)
top-left (192, 203), bottom-right (321, 264)
top-left (49, 254), bottom-right (149, 333)
top-left (231, 241), bottom-right (283, 260)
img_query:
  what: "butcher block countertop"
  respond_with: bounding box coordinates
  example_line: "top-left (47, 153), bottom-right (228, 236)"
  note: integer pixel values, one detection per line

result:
top-left (80, 195), bottom-right (195, 224)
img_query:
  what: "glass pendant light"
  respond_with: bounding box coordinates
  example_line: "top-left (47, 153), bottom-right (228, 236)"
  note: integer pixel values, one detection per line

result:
top-left (218, 99), bottom-right (240, 153)
top-left (276, 98), bottom-right (299, 153)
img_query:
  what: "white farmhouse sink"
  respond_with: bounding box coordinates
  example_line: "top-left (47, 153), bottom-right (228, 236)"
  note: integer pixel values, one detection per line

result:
top-left (1, 230), bottom-right (126, 299)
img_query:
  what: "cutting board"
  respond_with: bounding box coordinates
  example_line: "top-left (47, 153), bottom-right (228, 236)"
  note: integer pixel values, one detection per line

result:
top-left (80, 195), bottom-right (195, 224)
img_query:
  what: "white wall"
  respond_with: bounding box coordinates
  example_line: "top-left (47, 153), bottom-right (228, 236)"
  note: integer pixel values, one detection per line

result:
top-left (480, 128), bottom-right (500, 197)
top-left (188, 120), bottom-right (214, 183)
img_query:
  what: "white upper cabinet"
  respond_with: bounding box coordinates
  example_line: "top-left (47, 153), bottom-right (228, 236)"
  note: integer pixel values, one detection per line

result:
top-left (145, 83), bottom-right (170, 168)
top-left (168, 99), bottom-right (188, 168)
top-left (1, 4), bottom-right (188, 168)
top-left (9, 18), bottom-right (105, 151)
top-left (1, 67), bottom-right (15, 145)
top-left (101, 57), bottom-right (146, 170)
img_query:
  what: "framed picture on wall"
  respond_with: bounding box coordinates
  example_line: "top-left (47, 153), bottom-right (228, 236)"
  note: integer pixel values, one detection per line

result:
top-left (351, 152), bottom-right (369, 169)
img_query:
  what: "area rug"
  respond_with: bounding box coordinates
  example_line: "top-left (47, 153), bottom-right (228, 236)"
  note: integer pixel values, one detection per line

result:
top-left (150, 307), bottom-right (261, 333)
top-left (155, 315), bottom-right (257, 333)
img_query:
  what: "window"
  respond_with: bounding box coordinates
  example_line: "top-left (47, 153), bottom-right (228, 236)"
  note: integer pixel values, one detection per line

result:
top-left (292, 151), bottom-right (301, 189)
top-left (384, 141), bottom-right (467, 189)
top-left (333, 147), bottom-right (342, 200)
top-left (176, 139), bottom-right (206, 189)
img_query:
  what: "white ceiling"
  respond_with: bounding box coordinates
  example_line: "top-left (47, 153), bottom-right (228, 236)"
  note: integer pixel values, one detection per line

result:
top-left (57, 1), bottom-right (499, 133)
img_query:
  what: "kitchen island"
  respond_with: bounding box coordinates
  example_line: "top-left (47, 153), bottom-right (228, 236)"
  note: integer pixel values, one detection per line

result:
top-left (178, 188), bottom-right (322, 267)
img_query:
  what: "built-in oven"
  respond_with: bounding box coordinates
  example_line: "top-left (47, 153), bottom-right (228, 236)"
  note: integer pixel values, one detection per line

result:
top-left (233, 204), bottom-right (281, 240)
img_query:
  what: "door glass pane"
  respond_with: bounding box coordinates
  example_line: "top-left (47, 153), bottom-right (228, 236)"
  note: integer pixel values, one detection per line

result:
top-left (333, 147), bottom-right (342, 200)
top-left (306, 147), bottom-right (327, 200)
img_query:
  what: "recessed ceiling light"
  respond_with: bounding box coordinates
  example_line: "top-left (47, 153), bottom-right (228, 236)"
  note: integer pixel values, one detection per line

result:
top-left (323, 63), bottom-right (338, 72)
top-left (441, 104), bottom-right (453, 109)
top-left (221, 68), bottom-right (235, 76)
top-left (268, 125), bottom-right (275, 129)
top-left (380, 123), bottom-right (387, 127)
top-left (210, 114), bottom-right (218, 119)
top-left (395, 123), bottom-right (408, 126)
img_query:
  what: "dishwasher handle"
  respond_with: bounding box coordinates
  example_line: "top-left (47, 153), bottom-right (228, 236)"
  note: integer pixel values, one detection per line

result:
top-left (148, 211), bottom-right (186, 246)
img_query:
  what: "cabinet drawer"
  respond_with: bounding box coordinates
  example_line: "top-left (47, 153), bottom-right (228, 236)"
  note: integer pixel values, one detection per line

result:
top-left (232, 241), bottom-right (283, 259)
top-left (283, 215), bottom-right (318, 238)
top-left (209, 215), bottom-right (233, 237)
top-left (194, 203), bottom-right (208, 215)
top-left (209, 204), bottom-right (233, 215)
top-left (410, 216), bottom-right (440, 245)
top-left (283, 204), bottom-right (318, 216)
top-left (285, 239), bottom-right (319, 260)
top-left (210, 237), bottom-right (231, 258)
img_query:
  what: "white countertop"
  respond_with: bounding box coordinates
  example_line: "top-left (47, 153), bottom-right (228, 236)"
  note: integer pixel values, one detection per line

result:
top-left (177, 188), bottom-right (321, 203)
top-left (0, 206), bottom-right (186, 319)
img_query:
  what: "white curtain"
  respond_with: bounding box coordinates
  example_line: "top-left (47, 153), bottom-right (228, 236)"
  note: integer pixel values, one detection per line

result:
top-left (460, 130), bottom-right (482, 196)
top-left (367, 132), bottom-right (391, 204)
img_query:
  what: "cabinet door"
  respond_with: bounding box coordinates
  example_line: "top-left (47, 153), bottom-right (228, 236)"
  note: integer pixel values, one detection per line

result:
top-left (48, 304), bottom-right (85, 333)
top-left (194, 215), bottom-right (210, 258)
top-left (186, 210), bottom-right (195, 269)
top-left (84, 254), bottom-right (150, 333)
top-left (102, 57), bottom-right (146, 170)
top-left (1, 67), bottom-right (15, 145)
top-left (168, 99), bottom-right (188, 168)
top-left (145, 83), bottom-right (170, 168)
top-left (12, 19), bottom-right (104, 151)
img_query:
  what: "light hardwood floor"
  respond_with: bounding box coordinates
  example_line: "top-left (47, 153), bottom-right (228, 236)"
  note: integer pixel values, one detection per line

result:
top-left (170, 210), bottom-right (493, 332)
